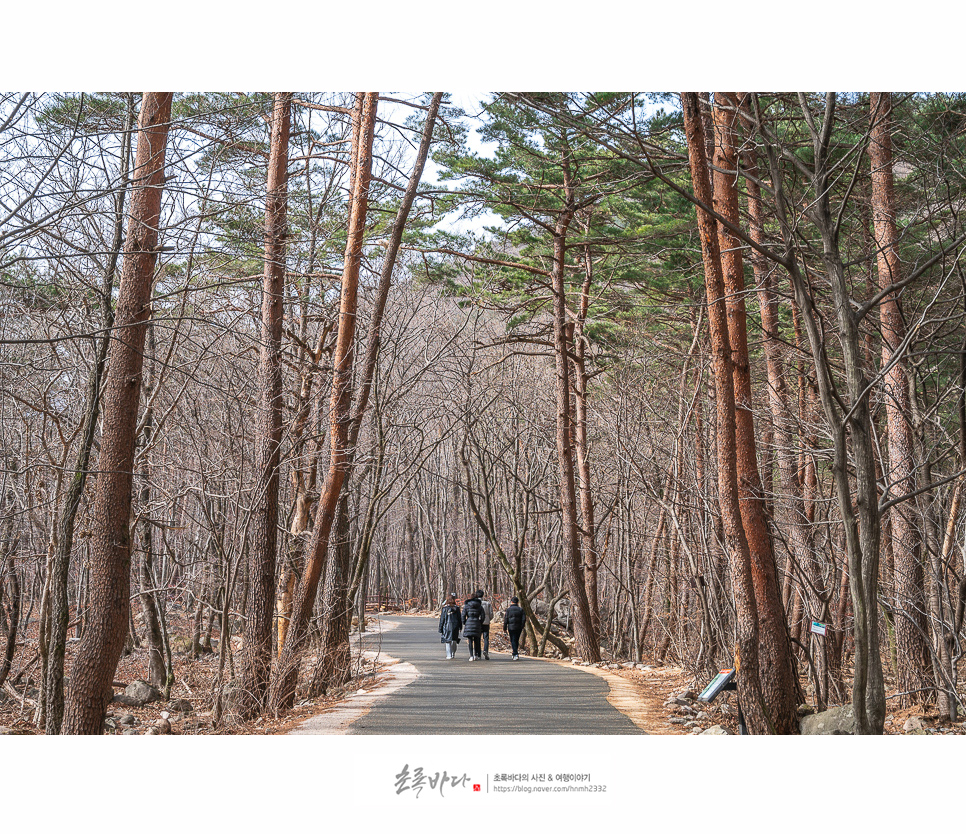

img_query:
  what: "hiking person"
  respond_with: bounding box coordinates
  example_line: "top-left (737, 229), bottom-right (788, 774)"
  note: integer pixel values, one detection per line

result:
top-left (462, 591), bottom-right (485, 661)
top-left (503, 596), bottom-right (526, 660)
top-left (438, 593), bottom-right (462, 660)
top-left (477, 589), bottom-right (494, 660)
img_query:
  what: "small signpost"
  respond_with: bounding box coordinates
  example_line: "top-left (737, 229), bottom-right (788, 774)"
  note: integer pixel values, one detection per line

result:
top-left (698, 668), bottom-right (736, 702)
top-left (698, 667), bottom-right (747, 735)
top-left (810, 621), bottom-right (827, 637)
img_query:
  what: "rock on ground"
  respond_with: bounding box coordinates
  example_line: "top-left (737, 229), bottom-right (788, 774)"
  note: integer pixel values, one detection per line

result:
top-left (114, 680), bottom-right (161, 707)
top-left (800, 705), bottom-right (855, 735)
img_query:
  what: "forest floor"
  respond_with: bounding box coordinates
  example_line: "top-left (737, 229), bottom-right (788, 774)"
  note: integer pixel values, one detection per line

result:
top-left (1, 607), bottom-right (963, 735)
top-left (0, 605), bottom-right (392, 736)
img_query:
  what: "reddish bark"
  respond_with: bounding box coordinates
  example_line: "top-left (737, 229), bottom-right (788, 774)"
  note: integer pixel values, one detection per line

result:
top-left (869, 91), bottom-right (932, 705)
top-left (62, 92), bottom-right (173, 734)
top-left (269, 92), bottom-right (379, 711)
top-left (314, 93), bottom-right (444, 691)
top-left (681, 92), bottom-right (768, 732)
top-left (712, 92), bottom-right (800, 731)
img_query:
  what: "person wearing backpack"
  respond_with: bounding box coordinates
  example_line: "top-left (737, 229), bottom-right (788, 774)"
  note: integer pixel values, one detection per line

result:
top-left (503, 596), bottom-right (526, 660)
top-left (462, 591), bottom-right (485, 661)
top-left (438, 593), bottom-right (462, 660)
top-left (477, 589), bottom-right (494, 660)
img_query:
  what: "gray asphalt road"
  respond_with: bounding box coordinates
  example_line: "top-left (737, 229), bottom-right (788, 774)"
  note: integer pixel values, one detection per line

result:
top-left (350, 615), bottom-right (644, 734)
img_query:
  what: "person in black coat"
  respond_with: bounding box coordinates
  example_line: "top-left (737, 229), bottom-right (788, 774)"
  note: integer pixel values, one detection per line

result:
top-left (462, 592), bottom-right (485, 661)
top-left (503, 597), bottom-right (526, 659)
top-left (477, 589), bottom-right (494, 660)
top-left (438, 593), bottom-right (462, 659)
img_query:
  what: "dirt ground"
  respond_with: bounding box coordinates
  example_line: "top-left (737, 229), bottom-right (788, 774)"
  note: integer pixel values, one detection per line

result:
top-left (0, 606), bottom-right (390, 736)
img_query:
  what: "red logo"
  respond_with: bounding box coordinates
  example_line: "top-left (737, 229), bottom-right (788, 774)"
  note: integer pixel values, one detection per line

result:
top-left (473, 784), bottom-right (481, 792)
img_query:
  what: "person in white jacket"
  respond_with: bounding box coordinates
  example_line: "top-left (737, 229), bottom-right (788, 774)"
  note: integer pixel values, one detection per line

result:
top-left (476, 589), bottom-right (494, 660)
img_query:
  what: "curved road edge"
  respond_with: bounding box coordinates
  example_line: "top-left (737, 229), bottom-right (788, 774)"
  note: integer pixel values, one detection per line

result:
top-left (526, 655), bottom-right (651, 733)
top-left (290, 616), bottom-right (649, 735)
top-left (289, 619), bottom-right (420, 735)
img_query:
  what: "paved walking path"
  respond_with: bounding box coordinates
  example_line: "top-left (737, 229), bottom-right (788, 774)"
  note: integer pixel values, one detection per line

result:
top-left (294, 615), bottom-right (645, 735)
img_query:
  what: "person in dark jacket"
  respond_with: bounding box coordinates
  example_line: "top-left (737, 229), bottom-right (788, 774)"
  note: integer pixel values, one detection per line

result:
top-left (462, 592), bottom-right (485, 661)
top-left (477, 590), bottom-right (494, 660)
top-left (503, 597), bottom-right (526, 660)
top-left (438, 593), bottom-right (462, 659)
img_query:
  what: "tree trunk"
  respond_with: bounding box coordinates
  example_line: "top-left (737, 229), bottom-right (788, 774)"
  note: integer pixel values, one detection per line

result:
top-left (269, 92), bottom-right (379, 712)
top-left (713, 92), bottom-right (800, 731)
top-left (43, 95), bottom-right (134, 734)
top-left (753, 92), bottom-right (884, 733)
top-left (137, 320), bottom-right (167, 691)
top-left (316, 91), bottom-right (445, 677)
top-left (740, 101), bottom-right (827, 701)
top-left (62, 92), bottom-right (173, 734)
top-left (551, 244), bottom-right (597, 661)
top-left (0, 501), bottom-right (21, 690)
top-left (549, 144), bottom-right (598, 663)
top-left (241, 91), bottom-right (292, 717)
top-left (574, 242), bottom-right (601, 639)
top-left (681, 92), bottom-right (769, 733)
top-left (869, 91), bottom-right (933, 706)
top-left (314, 493), bottom-right (353, 691)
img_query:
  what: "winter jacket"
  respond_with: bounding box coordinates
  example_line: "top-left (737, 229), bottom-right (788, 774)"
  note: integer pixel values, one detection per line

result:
top-left (439, 604), bottom-right (462, 643)
top-left (480, 599), bottom-right (494, 625)
top-left (503, 603), bottom-right (525, 633)
top-left (462, 597), bottom-right (485, 638)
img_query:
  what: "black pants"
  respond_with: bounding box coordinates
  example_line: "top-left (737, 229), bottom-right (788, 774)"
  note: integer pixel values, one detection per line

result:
top-left (481, 624), bottom-right (490, 655)
top-left (507, 628), bottom-right (523, 656)
top-left (468, 635), bottom-right (482, 658)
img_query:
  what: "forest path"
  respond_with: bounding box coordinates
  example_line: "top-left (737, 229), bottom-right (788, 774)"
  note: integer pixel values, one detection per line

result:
top-left (293, 615), bottom-right (646, 734)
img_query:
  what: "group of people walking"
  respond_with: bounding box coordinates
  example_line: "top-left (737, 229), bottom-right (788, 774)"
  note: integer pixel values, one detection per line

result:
top-left (438, 591), bottom-right (527, 661)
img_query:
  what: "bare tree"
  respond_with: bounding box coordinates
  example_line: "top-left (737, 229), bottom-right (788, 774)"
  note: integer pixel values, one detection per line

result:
top-left (62, 92), bottom-right (174, 735)
top-left (270, 92), bottom-right (379, 712)
top-left (239, 92), bottom-right (292, 717)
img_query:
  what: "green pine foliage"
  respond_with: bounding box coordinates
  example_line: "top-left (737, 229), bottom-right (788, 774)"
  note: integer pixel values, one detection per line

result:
top-left (429, 93), bottom-right (703, 366)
